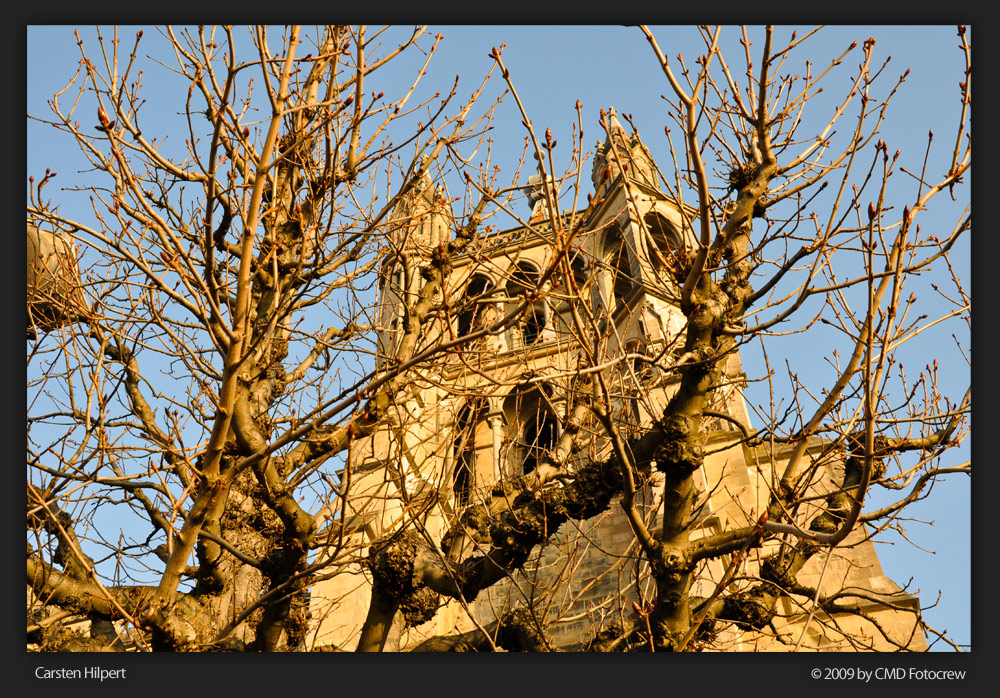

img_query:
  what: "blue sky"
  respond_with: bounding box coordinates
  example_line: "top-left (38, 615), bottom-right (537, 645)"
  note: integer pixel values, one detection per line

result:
top-left (27, 25), bottom-right (971, 650)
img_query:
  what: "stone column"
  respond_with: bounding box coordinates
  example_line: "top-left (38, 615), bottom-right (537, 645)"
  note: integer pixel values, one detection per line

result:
top-left (487, 411), bottom-right (504, 478)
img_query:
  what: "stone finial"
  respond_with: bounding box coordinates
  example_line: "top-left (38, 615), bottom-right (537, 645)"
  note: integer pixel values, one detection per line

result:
top-left (527, 150), bottom-right (555, 216)
top-left (591, 139), bottom-right (609, 192)
top-left (606, 106), bottom-right (623, 135)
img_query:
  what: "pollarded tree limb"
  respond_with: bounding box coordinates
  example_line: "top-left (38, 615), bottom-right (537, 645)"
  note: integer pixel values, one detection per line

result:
top-left (354, 445), bottom-right (631, 650)
top-left (27, 550), bottom-right (148, 619)
top-left (408, 608), bottom-right (554, 652)
top-left (886, 387), bottom-right (970, 453)
top-left (27, 486), bottom-right (96, 582)
top-left (27, 547), bottom-right (221, 651)
top-left (410, 620), bottom-right (499, 652)
top-left (860, 464), bottom-right (969, 522)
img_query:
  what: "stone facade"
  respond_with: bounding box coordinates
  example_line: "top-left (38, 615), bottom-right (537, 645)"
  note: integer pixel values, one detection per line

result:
top-left (307, 109), bottom-right (926, 652)
top-left (27, 223), bottom-right (88, 335)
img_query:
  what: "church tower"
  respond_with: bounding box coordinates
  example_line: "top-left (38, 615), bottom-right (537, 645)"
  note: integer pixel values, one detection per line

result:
top-left (308, 110), bottom-right (925, 652)
top-left (376, 162), bottom-right (453, 370)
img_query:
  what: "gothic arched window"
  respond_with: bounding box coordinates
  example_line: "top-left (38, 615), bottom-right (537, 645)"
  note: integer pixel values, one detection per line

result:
top-left (457, 274), bottom-right (494, 338)
top-left (452, 401), bottom-right (486, 506)
top-left (504, 262), bottom-right (548, 350)
top-left (602, 225), bottom-right (636, 316)
top-left (643, 211), bottom-right (685, 272)
top-left (571, 257), bottom-right (590, 296)
top-left (553, 252), bottom-right (595, 339)
top-left (502, 385), bottom-right (559, 475)
top-left (559, 253), bottom-right (593, 307)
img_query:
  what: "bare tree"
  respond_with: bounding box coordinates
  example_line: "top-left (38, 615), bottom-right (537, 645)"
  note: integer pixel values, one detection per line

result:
top-left (27, 24), bottom-right (969, 653)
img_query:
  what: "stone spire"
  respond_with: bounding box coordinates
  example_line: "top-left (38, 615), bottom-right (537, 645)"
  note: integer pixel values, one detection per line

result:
top-left (526, 151), bottom-right (555, 221)
top-left (591, 107), bottom-right (658, 196)
top-left (389, 158), bottom-right (452, 257)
